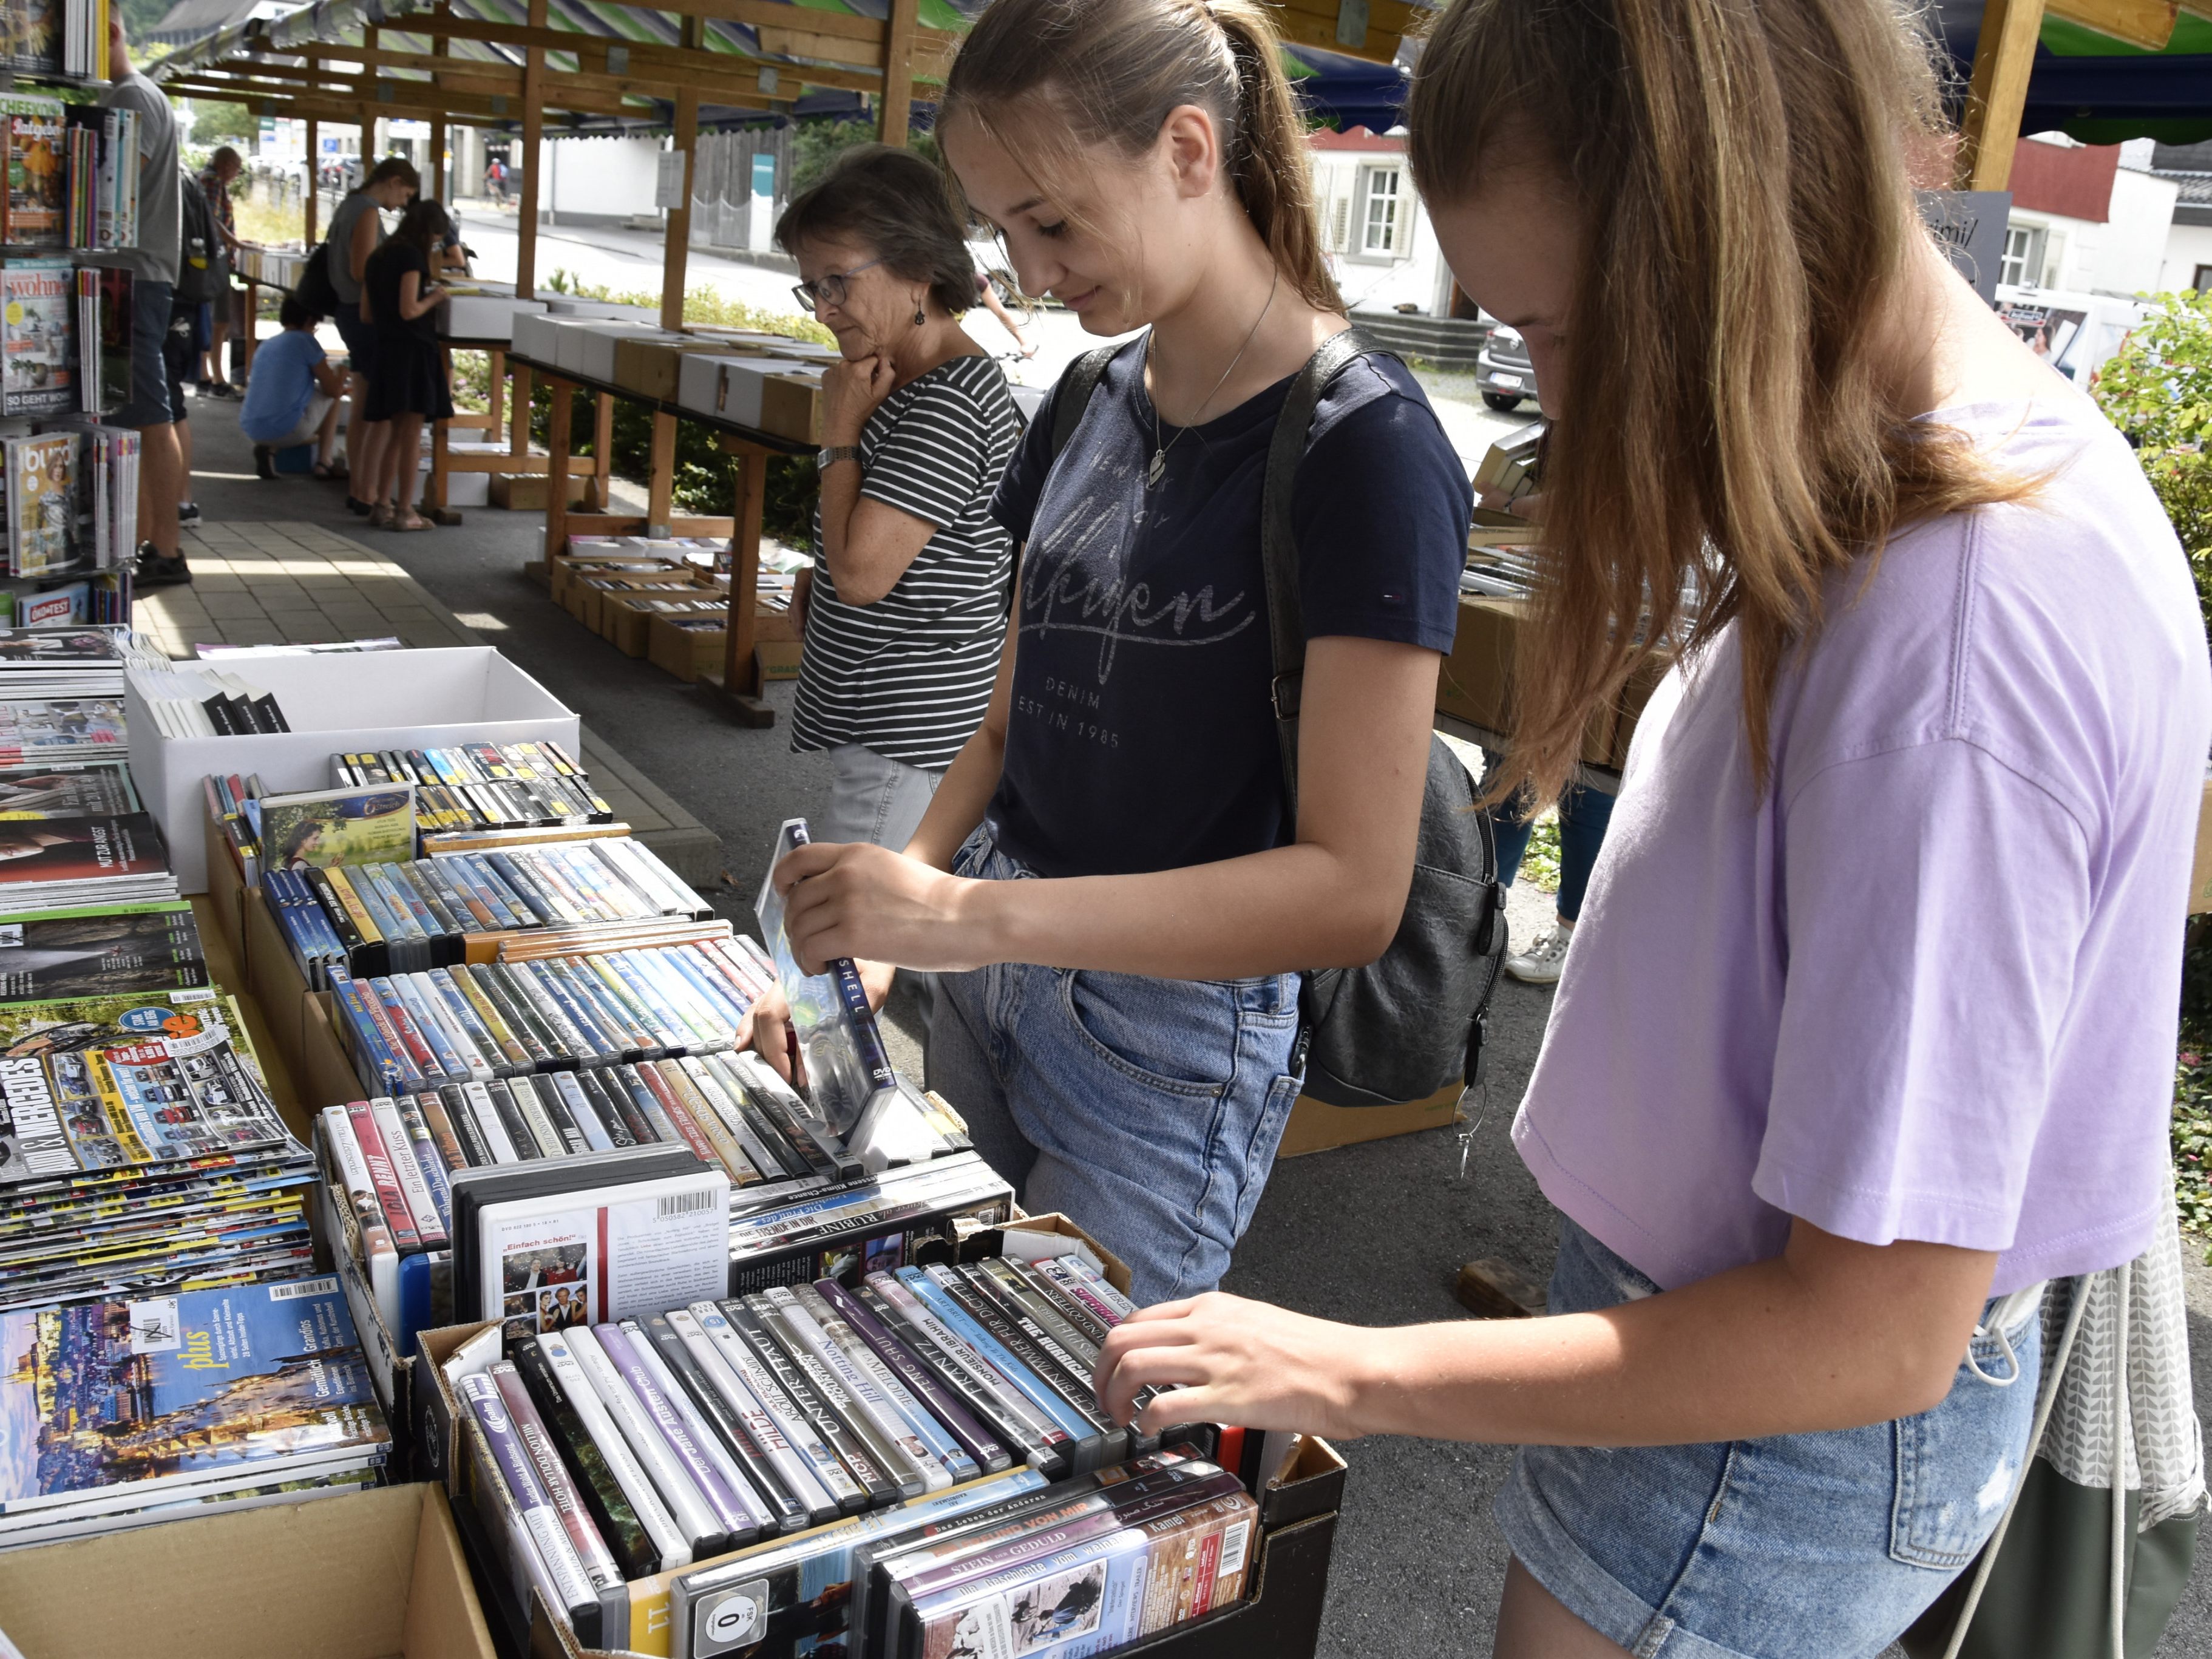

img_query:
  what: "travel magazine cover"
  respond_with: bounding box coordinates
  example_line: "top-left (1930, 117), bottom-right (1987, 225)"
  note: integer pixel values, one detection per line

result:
top-left (0, 1278), bottom-right (389, 1524)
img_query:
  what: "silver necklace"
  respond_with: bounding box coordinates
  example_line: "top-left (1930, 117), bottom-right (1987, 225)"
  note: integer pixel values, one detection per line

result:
top-left (1145, 267), bottom-right (1279, 490)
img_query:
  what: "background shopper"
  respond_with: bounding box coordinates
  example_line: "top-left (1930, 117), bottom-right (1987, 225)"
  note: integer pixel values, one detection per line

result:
top-left (90, 18), bottom-right (188, 589)
top-left (756, 0), bottom-right (1470, 1307)
top-left (775, 145), bottom-right (1022, 855)
top-left (242, 297), bottom-right (347, 477)
top-left (1090, 3), bottom-right (2212, 1657)
top-left (195, 145), bottom-right (243, 398)
top-left (360, 198), bottom-right (455, 531)
top-left (324, 158), bottom-right (419, 516)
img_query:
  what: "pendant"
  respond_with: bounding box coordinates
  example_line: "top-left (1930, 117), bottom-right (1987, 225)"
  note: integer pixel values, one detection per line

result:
top-left (1146, 448), bottom-right (1166, 489)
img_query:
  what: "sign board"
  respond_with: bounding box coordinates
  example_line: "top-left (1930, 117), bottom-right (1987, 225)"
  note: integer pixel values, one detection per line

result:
top-left (1918, 189), bottom-right (2010, 307)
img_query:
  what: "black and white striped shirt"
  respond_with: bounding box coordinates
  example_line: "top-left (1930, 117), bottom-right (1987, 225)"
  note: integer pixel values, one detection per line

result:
top-left (792, 354), bottom-right (1020, 769)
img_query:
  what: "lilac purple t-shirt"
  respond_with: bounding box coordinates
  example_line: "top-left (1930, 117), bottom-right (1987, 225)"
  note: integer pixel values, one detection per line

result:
top-left (1513, 398), bottom-right (2211, 1296)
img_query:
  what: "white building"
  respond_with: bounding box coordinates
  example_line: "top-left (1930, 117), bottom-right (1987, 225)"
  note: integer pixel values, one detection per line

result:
top-left (1307, 127), bottom-right (1456, 317)
top-left (2152, 141), bottom-right (2212, 294)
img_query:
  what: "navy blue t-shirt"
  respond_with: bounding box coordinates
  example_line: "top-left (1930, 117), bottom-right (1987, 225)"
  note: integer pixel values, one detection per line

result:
top-left (985, 337), bottom-right (1470, 880)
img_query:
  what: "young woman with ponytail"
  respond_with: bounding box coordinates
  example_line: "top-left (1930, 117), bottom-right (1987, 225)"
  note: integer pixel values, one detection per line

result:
top-left (1090, 0), bottom-right (2210, 1654)
top-left (755, 0), bottom-right (1471, 1306)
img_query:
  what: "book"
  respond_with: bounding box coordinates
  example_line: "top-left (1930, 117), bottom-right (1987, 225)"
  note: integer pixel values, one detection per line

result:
top-left (0, 1277), bottom-right (390, 1544)
top-left (0, 260), bottom-right (73, 418)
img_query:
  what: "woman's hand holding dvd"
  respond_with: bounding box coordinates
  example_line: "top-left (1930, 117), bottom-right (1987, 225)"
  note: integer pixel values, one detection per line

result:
top-left (1092, 1291), bottom-right (1377, 1444)
top-left (773, 840), bottom-right (997, 977)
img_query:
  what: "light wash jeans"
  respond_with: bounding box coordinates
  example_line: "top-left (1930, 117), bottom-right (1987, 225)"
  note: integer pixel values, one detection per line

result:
top-left (818, 743), bottom-right (942, 850)
top-left (924, 826), bottom-right (1304, 1306)
top-left (1497, 1218), bottom-right (2043, 1659)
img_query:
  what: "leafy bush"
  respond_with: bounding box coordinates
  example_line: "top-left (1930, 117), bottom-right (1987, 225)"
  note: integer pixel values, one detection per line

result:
top-left (2099, 290), bottom-right (2212, 1238)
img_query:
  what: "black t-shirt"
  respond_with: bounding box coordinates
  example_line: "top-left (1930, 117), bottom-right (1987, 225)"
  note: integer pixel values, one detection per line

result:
top-left (364, 240), bottom-right (436, 345)
top-left (986, 337), bottom-right (1470, 879)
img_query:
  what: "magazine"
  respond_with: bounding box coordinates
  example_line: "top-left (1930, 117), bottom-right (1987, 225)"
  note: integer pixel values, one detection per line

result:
top-left (0, 759), bottom-right (137, 816)
top-left (6, 0), bottom-right (60, 77)
top-left (0, 260), bottom-right (73, 417)
top-left (4, 430), bottom-right (78, 573)
top-left (0, 699), bottom-right (127, 764)
top-left (0, 93), bottom-right (64, 248)
top-left (0, 1278), bottom-right (390, 1522)
top-left (0, 902), bottom-right (206, 1000)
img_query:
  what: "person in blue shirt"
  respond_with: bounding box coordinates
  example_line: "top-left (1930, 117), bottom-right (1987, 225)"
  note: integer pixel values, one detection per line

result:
top-left (241, 297), bottom-right (347, 479)
top-left (754, 0), bottom-right (1471, 1305)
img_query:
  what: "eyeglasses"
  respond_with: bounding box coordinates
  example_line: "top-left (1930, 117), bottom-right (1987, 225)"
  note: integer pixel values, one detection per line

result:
top-left (792, 257), bottom-right (886, 316)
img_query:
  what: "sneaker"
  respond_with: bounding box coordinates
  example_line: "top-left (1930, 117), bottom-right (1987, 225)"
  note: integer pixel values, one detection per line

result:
top-left (210, 381), bottom-right (242, 401)
top-left (133, 544), bottom-right (191, 588)
top-left (177, 501), bottom-right (202, 528)
top-left (253, 444), bottom-right (276, 480)
top-left (1504, 920), bottom-right (1575, 985)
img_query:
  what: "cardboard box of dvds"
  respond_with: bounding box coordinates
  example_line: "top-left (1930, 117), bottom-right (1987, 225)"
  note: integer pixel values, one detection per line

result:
top-left (0, 1481), bottom-right (498, 1659)
top-left (648, 613), bottom-right (724, 684)
top-left (132, 647), bottom-right (582, 895)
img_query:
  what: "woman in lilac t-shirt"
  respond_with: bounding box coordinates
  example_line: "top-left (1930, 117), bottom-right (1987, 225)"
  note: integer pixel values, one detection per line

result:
top-left (1090, 1), bottom-right (2211, 1655)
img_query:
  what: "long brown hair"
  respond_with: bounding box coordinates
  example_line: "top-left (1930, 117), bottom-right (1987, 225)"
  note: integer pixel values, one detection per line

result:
top-left (941, 0), bottom-right (1340, 315)
top-left (1410, 0), bottom-right (2026, 805)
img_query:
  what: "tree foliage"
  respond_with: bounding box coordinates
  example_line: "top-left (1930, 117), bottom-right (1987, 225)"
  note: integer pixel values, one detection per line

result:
top-left (189, 100), bottom-right (253, 144)
top-left (2094, 287), bottom-right (2212, 631)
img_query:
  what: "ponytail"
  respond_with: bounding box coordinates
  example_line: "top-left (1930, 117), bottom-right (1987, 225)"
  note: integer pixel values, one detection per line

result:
top-left (942, 0), bottom-right (1340, 314)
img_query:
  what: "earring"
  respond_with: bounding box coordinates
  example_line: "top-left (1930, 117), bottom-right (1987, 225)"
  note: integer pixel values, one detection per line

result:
top-left (913, 305), bottom-right (926, 325)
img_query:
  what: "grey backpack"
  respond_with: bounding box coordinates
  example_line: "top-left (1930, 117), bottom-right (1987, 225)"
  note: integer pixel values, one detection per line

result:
top-left (1047, 330), bottom-right (1507, 1106)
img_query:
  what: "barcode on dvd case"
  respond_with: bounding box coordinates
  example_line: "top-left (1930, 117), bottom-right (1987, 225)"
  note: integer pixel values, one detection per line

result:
top-left (268, 1276), bottom-right (341, 1300)
top-left (1218, 1518), bottom-right (1252, 1577)
top-left (657, 1189), bottom-right (719, 1217)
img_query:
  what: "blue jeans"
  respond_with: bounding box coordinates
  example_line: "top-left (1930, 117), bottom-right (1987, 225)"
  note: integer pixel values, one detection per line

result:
top-left (1487, 779), bottom-right (1616, 923)
top-left (1496, 1220), bottom-right (2043, 1659)
top-left (111, 278), bottom-right (175, 429)
top-left (925, 827), bottom-right (1304, 1306)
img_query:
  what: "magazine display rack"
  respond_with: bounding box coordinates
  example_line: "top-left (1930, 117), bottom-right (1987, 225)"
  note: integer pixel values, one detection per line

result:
top-left (0, 0), bottom-right (140, 627)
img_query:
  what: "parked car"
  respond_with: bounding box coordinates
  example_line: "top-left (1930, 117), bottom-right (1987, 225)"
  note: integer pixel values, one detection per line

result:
top-left (1477, 325), bottom-right (1536, 411)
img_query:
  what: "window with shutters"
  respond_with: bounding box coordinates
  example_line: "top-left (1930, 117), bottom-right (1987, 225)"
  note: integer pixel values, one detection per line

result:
top-left (1361, 167), bottom-right (1401, 255)
top-left (1328, 195), bottom-right (1351, 253)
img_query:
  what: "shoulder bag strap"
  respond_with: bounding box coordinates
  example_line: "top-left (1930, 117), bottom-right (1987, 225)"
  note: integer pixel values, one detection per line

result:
top-left (1260, 327), bottom-right (1379, 823)
top-left (1049, 343), bottom-right (1121, 465)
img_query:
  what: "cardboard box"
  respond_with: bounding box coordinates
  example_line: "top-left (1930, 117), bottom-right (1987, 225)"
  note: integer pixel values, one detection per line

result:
top-left (646, 613), bottom-right (725, 683)
top-left (1434, 594), bottom-right (1619, 767)
top-left (613, 336), bottom-right (753, 402)
top-left (561, 323), bottom-right (685, 384)
top-left (129, 648), bottom-right (580, 894)
top-left (489, 470), bottom-right (589, 511)
top-left (599, 591), bottom-right (671, 657)
top-left (2192, 776), bottom-right (2212, 915)
top-left (1279, 1081), bottom-right (1465, 1157)
top-left (760, 370), bottom-right (826, 444)
top-left (541, 296), bottom-right (655, 323)
top-left (0, 1482), bottom-right (497, 1659)
top-left (677, 353), bottom-right (822, 426)
top-left (509, 310), bottom-right (594, 364)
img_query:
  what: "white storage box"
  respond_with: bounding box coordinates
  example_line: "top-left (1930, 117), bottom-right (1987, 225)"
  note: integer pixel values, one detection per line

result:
top-left (678, 354), bottom-right (821, 425)
top-left (676, 352), bottom-right (765, 418)
top-left (438, 293), bottom-right (547, 342)
top-left (509, 311), bottom-right (593, 364)
top-left (541, 297), bottom-right (654, 322)
top-left (564, 324), bottom-right (685, 384)
top-left (129, 648), bottom-right (580, 894)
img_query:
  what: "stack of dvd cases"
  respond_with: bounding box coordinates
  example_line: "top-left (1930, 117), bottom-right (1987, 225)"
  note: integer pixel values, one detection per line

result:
top-left (332, 740), bottom-right (614, 833)
top-left (449, 1234), bottom-right (1255, 1657)
top-left (263, 832), bottom-right (715, 987)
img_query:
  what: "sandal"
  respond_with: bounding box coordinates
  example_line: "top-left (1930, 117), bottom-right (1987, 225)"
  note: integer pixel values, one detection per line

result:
top-left (345, 495), bottom-right (372, 515)
top-left (368, 503), bottom-right (393, 529)
top-left (389, 512), bottom-right (433, 532)
top-left (311, 461), bottom-right (339, 480)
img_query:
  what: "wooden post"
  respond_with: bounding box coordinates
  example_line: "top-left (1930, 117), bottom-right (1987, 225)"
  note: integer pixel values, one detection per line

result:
top-left (517, 0), bottom-right (546, 299)
top-left (660, 19), bottom-right (701, 332)
top-left (545, 370), bottom-right (574, 558)
top-left (428, 0), bottom-right (449, 200)
top-left (304, 117), bottom-right (319, 243)
top-left (646, 412), bottom-right (677, 536)
top-left (716, 438), bottom-right (775, 726)
top-left (877, 0), bottom-right (919, 148)
top-left (589, 391), bottom-right (614, 511)
top-left (360, 24), bottom-right (379, 163)
top-left (1956, 0), bottom-right (2047, 191)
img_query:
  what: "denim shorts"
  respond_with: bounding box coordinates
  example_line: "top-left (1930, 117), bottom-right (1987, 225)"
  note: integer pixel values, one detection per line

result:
top-left (1496, 1220), bottom-right (2043, 1659)
top-left (925, 826), bottom-right (1303, 1306)
top-left (110, 277), bottom-right (174, 429)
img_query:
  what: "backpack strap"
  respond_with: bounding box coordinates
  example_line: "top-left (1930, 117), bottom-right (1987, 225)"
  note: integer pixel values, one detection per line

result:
top-left (1049, 343), bottom-right (1122, 465)
top-left (1260, 327), bottom-right (1379, 823)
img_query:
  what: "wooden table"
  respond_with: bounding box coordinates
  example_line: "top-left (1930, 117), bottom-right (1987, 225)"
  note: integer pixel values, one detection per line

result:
top-left (421, 338), bottom-right (612, 526)
top-left (504, 351), bottom-right (815, 730)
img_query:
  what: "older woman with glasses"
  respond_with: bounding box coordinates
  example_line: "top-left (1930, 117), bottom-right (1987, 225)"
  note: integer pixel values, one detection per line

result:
top-left (775, 144), bottom-right (1023, 858)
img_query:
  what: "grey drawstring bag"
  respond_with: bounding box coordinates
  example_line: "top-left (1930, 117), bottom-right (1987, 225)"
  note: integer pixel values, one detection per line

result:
top-left (1902, 1172), bottom-right (2204, 1659)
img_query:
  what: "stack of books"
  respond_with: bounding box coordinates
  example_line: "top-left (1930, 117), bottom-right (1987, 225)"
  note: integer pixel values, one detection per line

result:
top-left (130, 664), bottom-right (291, 737)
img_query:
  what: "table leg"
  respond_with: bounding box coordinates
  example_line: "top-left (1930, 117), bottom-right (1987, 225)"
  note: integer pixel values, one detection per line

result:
top-left (545, 372), bottom-right (574, 557)
top-left (711, 439), bottom-right (773, 727)
top-left (646, 410), bottom-right (678, 538)
top-left (424, 365), bottom-right (460, 524)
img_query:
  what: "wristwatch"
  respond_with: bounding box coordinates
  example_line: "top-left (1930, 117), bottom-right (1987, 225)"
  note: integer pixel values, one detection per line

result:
top-left (816, 445), bottom-right (862, 469)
